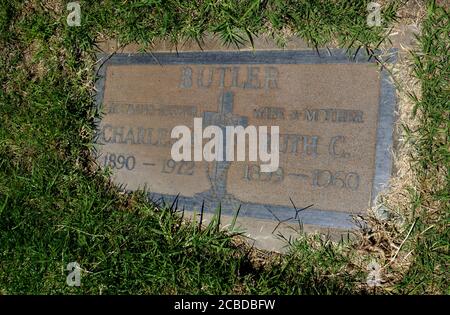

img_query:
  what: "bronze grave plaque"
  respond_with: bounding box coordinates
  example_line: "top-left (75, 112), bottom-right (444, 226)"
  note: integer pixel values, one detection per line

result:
top-left (94, 50), bottom-right (396, 233)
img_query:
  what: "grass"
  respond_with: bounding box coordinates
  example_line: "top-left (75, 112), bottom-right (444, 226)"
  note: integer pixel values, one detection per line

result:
top-left (391, 1), bottom-right (449, 293)
top-left (0, 0), bottom-right (448, 294)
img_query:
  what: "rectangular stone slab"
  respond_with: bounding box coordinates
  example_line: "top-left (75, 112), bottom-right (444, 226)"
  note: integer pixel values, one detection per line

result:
top-left (94, 50), bottom-right (396, 231)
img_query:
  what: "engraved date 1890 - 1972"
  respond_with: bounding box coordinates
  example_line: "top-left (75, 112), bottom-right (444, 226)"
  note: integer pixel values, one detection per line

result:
top-left (102, 154), bottom-right (195, 176)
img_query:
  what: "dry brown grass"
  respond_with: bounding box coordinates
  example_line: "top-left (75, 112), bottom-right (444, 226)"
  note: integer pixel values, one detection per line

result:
top-left (348, 0), bottom-right (448, 293)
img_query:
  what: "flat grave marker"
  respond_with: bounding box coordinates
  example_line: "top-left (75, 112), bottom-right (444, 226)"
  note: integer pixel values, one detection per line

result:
top-left (94, 49), bottom-right (396, 250)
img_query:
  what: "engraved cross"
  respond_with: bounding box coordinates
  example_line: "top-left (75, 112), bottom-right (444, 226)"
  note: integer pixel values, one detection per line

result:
top-left (203, 91), bottom-right (248, 197)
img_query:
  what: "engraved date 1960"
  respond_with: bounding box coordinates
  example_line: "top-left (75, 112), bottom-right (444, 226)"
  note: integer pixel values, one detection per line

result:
top-left (242, 164), bottom-right (360, 191)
